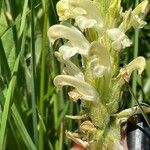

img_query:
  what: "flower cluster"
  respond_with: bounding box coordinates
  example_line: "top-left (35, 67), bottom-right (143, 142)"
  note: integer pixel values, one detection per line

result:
top-left (47, 0), bottom-right (148, 149)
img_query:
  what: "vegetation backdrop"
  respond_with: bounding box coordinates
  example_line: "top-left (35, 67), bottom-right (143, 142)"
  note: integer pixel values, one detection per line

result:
top-left (0, 0), bottom-right (150, 149)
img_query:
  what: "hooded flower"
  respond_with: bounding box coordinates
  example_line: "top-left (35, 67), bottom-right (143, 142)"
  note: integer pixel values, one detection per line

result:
top-left (88, 41), bottom-right (111, 77)
top-left (47, 24), bottom-right (90, 59)
top-left (54, 75), bottom-right (99, 102)
top-left (119, 0), bottom-right (149, 32)
top-left (107, 28), bottom-right (132, 50)
top-left (56, 0), bottom-right (103, 30)
top-left (118, 56), bottom-right (146, 86)
top-left (54, 52), bottom-right (100, 102)
top-left (55, 52), bottom-right (84, 80)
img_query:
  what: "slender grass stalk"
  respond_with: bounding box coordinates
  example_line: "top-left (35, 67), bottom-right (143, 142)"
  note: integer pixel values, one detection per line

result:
top-left (18, 0), bottom-right (28, 37)
top-left (128, 84), bottom-right (150, 127)
top-left (54, 94), bottom-right (58, 129)
top-left (50, 45), bottom-right (61, 150)
top-left (0, 3), bottom-right (41, 38)
top-left (59, 122), bottom-right (63, 150)
top-left (53, 93), bottom-right (59, 150)
top-left (30, 0), bottom-right (38, 147)
top-left (68, 102), bottom-right (73, 131)
top-left (39, 0), bottom-right (49, 149)
top-left (131, 0), bottom-right (139, 106)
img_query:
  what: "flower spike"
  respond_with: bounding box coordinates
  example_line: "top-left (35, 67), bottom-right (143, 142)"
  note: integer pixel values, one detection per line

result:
top-left (47, 0), bottom-right (149, 149)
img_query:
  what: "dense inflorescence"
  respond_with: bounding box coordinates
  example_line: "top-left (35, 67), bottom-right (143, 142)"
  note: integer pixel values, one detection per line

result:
top-left (47, 0), bottom-right (149, 149)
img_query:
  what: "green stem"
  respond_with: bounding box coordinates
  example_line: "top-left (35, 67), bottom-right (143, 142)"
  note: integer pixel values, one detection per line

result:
top-left (39, 0), bottom-right (49, 149)
top-left (54, 94), bottom-right (58, 129)
top-left (128, 85), bottom-right (150, 128)
top-left (131, 0), bottom-right (139, 106)
top-left (59, 122), bottom-right (63, 150)
top-left (53, 93), bottom-right (59, 150)
top-left (31, 0), bottom-right (38, 147)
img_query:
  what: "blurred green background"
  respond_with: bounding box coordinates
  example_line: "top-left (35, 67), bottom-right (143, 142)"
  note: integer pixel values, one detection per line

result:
top-left (0, 0), bottom-right (149, 149)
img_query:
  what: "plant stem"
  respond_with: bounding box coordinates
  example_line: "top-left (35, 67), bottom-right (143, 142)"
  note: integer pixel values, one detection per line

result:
top-left (53, 93), bottom-right (59, 150)
top-left (131, 0), bottom-right (139, 107)
top-left (128, 85), bottom-right (150, 128)
top-left (39, 0), bottom-right (49, 149)
top-left (59, 122), bottom-right (63, 150)
top-left (31, 0), bottom-right (38, 147)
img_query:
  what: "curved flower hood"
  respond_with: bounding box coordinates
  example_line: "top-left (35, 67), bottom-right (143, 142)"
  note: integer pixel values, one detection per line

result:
top-left (54, 75), bottom-right (100, 102)
top-left (47, 24), bottom-right (90, 58)
top-left (56, 0), bottom-right (103, 30)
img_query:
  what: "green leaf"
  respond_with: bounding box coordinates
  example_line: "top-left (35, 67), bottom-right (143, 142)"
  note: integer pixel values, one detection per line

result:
top-left (56, 101), bottom-right (69, 130)
top-left (19, 0), bottom-right (29, 37)
top-left (1, 27), bottom-right (16, 72)
top-left (0, 86), bottom-right (36, 149)
top-left (0, 10), bottom-right (8, 36)
top-left (0, 54), bottom-right (20, 149)
top-left (11, 104), bottom-right (37, 150)
top-left (0, 39), bottom-right (11, 83)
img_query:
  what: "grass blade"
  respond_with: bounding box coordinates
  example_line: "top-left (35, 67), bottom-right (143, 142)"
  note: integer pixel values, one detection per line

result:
top-left (131, 0), bottom-right (139, 106)
top-left (0, 54), bottom-right (20, 149)
top-left (128, 84), bottom-right (150, 127)
top-left (11, 104), bottom-right (37, 150)
top-left (0, 39), bottom-right (11, 83)
top-left (30, 0), bottom-right (38, 147)
top-left (39, 0), bottom-right (49, 149)
top-left (19, 0), bottom-right (29, 37)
